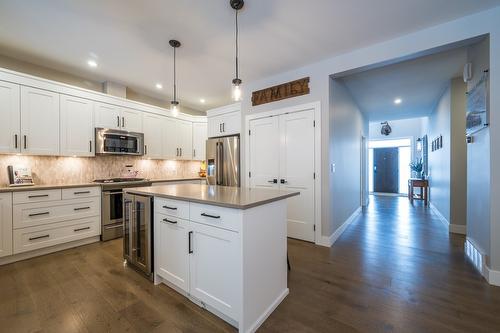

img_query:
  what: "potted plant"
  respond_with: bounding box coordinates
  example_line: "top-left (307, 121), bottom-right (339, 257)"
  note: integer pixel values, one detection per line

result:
top-left (410, 158), bottom-right (425, 179)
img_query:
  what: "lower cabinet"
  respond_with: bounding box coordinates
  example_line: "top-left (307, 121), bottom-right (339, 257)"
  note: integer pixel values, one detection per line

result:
top-left (189, 221), bottom-right (239, 320)
top-left (155, 213), bottom-right (190, 292)
top-left (154, 198), bottom-right (241, 323)
top-left (0, 193), bottom-right (13, 258)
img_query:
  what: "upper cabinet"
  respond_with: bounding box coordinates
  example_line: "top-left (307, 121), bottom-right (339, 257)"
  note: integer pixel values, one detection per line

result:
top-left (0, 81), bottom-right (20, 154)
top-left (20, 86), bottom-right (60, 156)
top-left (60, 95), bottom-right (95, 157)
top-left (94, 102), bottom-right (121, 130)
top-left (143, 113), bottom-right (164, 159)
top-left (207, 103), bottom-right (241, 138)
top-left (177, 120), bottom-right (193, 160)
top-left (192, 122), bottom-right (207, 161)
top-left (121, 108), bottom-right (143, 133)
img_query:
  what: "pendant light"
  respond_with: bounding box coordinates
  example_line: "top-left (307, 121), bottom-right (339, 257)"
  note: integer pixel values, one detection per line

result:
top-left (230, 0), bottom-right (244, 101)
top-left (169, 39), bottom-right (181, 117)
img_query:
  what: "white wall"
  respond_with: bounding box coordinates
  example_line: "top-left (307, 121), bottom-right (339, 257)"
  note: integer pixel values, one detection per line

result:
top-left (369, 117), bottom-right (425, 160)
top-left (467, 37), bottom-right (491, 259)
top-left (329, 79), bottom-right (368, 235)
top-left (240, 6), bottom-right (500, 257)
top-left (427, 85), bottom-right (452, 223)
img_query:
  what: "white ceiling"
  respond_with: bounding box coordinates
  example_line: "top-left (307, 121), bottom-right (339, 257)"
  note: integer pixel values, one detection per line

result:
top-left (341, 46), bottom-right (469, 121)
top-left (0, 1), bottom-right (498, 111)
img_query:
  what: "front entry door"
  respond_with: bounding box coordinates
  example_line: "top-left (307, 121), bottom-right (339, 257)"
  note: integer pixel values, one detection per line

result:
top-left (373, 148), bottom-right (399, 193)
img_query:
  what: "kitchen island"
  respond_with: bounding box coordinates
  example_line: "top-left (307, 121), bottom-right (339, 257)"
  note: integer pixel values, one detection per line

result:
top-left (124, 184), bottom-right (299, 333)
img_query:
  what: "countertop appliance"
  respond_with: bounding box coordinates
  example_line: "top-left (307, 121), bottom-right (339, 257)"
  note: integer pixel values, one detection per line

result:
top-left (95, 128), bottom-right (144, 156)
top-left (94, 178), bottom-right (152, 241)
top-left (123, 192), bottom-right (153, 279)
top-left (206, 135), bottom-right (240, 187)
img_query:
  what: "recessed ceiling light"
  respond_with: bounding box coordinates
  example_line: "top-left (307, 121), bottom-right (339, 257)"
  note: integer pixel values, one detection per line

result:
top-left (155, 83), bottom-right (163, 89)
top-left (200, 98), bottom-right (206, 104)
top-left (87, 59), bottom-right (98, 68)
top-left (394, 98), bottom-right (402, 105)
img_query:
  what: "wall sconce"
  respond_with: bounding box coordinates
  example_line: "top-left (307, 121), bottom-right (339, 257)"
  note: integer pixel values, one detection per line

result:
top-left (416, 138), bottom-right (423, 152)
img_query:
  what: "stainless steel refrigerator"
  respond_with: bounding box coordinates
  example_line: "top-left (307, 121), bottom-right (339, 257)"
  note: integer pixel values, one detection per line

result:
top-left (123, 193), bottom-right (153, 279)
top-left (206, 135), bottom-right (240, 186)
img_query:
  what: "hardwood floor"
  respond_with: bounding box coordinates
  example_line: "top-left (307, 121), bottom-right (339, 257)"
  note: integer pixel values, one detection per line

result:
top-left (1, 195), bottom-right (499, 332)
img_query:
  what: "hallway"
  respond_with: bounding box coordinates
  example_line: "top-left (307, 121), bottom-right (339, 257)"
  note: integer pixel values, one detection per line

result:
top-left (263, 195), bottom-right (500, 332)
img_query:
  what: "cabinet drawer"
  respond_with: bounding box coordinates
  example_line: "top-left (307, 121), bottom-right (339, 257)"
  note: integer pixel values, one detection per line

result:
top-left (62, 186), bottom-right (100, 199)
top-left (189, 203), bottom-right (241, 232)
top-left (13, 197), bottom-right (100, 229)
top-left (13, 217), bottom-right (100, 254)
top-left (13, 189), bottom-right (61, 204)
top-left (155, 198), bottom-right (190, 220)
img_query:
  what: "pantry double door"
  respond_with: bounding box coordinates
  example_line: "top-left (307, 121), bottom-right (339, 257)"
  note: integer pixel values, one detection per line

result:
top-left (249, 109), bottom-right (316, 242)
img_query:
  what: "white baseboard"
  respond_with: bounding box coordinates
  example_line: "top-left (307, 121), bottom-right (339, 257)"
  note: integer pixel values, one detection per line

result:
top-left (371, 192), bottom-right (405, 197)
top-left (317, 207), bottom-right (361, 247)
top-left (486, 266), bottom-right (500, 286)
top-left (430, 202), bottom-right (466, 235)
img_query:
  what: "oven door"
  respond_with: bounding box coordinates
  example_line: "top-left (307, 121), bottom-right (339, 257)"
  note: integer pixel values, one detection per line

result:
top-left (95, 128), bottom-right (144, 156)
top-left (102, 190), bottom-right (124, 241)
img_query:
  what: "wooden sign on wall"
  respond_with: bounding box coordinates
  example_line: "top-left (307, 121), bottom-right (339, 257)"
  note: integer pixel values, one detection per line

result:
top-left (251, 77), bottom-right (310, 106)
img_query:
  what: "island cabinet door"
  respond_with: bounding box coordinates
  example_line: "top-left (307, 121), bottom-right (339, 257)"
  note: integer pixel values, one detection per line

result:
top-left (189, 222), bottom-right (240, 321)
top-left (155, 214), bottom-right (190, 292)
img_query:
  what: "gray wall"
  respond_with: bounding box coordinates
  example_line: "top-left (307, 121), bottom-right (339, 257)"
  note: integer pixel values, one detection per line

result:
top-left (329, 79), bottom-right (368, 234)
top-left (425, 77), bottom-right (467, 227)
top-left (466, 37), bottom-right (491, 258)
top-left (450, 78), bottom-right (467, 228)
top-left (427, 85), bottom-right (452, 222)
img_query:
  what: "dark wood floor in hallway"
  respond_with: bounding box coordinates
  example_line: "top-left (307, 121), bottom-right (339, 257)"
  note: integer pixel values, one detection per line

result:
top-left (1, 195), bottom-right (499, 332)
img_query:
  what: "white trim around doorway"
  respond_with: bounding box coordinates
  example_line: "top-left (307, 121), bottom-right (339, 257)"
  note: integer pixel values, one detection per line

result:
top-left (244, 101), bottom-right (322, 245)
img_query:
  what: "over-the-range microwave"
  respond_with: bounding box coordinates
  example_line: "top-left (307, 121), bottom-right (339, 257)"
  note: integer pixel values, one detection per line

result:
top-left (95, 128), bottom-right (145, 156)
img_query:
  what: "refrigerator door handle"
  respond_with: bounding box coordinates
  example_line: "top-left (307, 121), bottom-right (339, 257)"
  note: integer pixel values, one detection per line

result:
top-left (217, 141), bottom-right (223, 185)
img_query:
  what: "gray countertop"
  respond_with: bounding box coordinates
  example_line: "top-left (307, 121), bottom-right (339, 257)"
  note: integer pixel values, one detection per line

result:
top-left (124, 184), bottom-right (300, 210)
top-left (0, 177), bottom-right (205, 193)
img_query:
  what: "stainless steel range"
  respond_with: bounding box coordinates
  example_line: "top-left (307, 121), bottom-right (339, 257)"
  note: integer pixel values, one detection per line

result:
top-left (94, 178), bottom-right (152, 241)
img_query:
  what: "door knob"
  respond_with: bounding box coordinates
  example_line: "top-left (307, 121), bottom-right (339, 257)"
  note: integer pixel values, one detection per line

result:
top-left (267, 179), bottom-right (278, 184)
top-left (280, 179), bottom-right (287, 184)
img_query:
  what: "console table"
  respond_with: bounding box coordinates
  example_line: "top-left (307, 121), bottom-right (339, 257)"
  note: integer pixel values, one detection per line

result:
top-left (408, 178), bottom-right (429, 205)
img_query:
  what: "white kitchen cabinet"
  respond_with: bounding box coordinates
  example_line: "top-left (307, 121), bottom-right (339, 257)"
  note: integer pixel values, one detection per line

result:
top-left (155, 213), bottom-right (190, 292)
top-left (94, 102), bottom-right (121, 130)
top-left (162, 117), bottom-right (178, 159)
top-left (143, 113), bottom-right (164, 159)
top-left (20, 86), bottom-right (60, 156)
top-left (177, 120), bottom-right (193, 160)
top-left (60, 94), bottom-right (94, 157)
top-left (121, 108), bottom-right (143, 133)
top-left (192, 122), bottom-right (207, 161)
top-left (0, 193), bottom-right (13, 258)
top-left (207, 103), bottom-right (241, 138)
top-left (189, 221), bottom-right (240, 320)
top-left (0, 81), bottom-right (20, 154)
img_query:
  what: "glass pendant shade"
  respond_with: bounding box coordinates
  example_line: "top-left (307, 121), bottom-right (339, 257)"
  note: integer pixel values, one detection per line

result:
top-left (232, 79), bottom-right (242, 102)
top-left (171, 101), bottom-right (179, 117)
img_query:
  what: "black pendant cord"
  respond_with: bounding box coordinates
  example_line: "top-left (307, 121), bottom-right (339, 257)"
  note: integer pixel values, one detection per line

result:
top-left (173, 46), bottom-right (177, 102)
top-left (235, 9), bottom-right (239, 81)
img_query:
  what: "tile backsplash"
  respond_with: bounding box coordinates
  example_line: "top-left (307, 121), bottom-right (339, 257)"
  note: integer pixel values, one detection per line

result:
top-left (0, 155), bottom-right (202, 186)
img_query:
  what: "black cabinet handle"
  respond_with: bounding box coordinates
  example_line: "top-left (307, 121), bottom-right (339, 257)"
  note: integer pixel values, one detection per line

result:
top-left (117, 116), bottom-right (120, 127)
top-left (89, 140), bottom-right (92, 153)
top-left (201, 213), bottom-right (221, 219)
top-left (14, 134), bottom-right (18, 149)
top-left (219, 123), bottom-right (222, 133)
top-left (28, 211), bottom-right (50, 217)
top-left (23, 135), bottom-right (27, 149)
top-left (180, 148), bottom-right (182, 156)
top-left (188, 231), bottom-right (193, 254)
top-left (74, 226), bottom-right (90, 232)
top-left (28, 194), bottom-right (49, 198)
top-left (74, 191), bottom-right (91, 195)
top-left (29, 234), bottom-right (49, 241)
top-left (193, 149), bottom-right (196, 157)
top-left (163, 218), bottom-right (178, 224)
top-left (222, 123), bottom-right (225, 132)
top-left (145, 145), bottom-right (148, 155)
top-left (280, 179), bottom-right (288, 184)
top-left (162, 205), bottom-right (177, 210)
top-left (122, 117), bottom-right (125, 128)
top-left (74, 207), bottom-right (91, 211)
